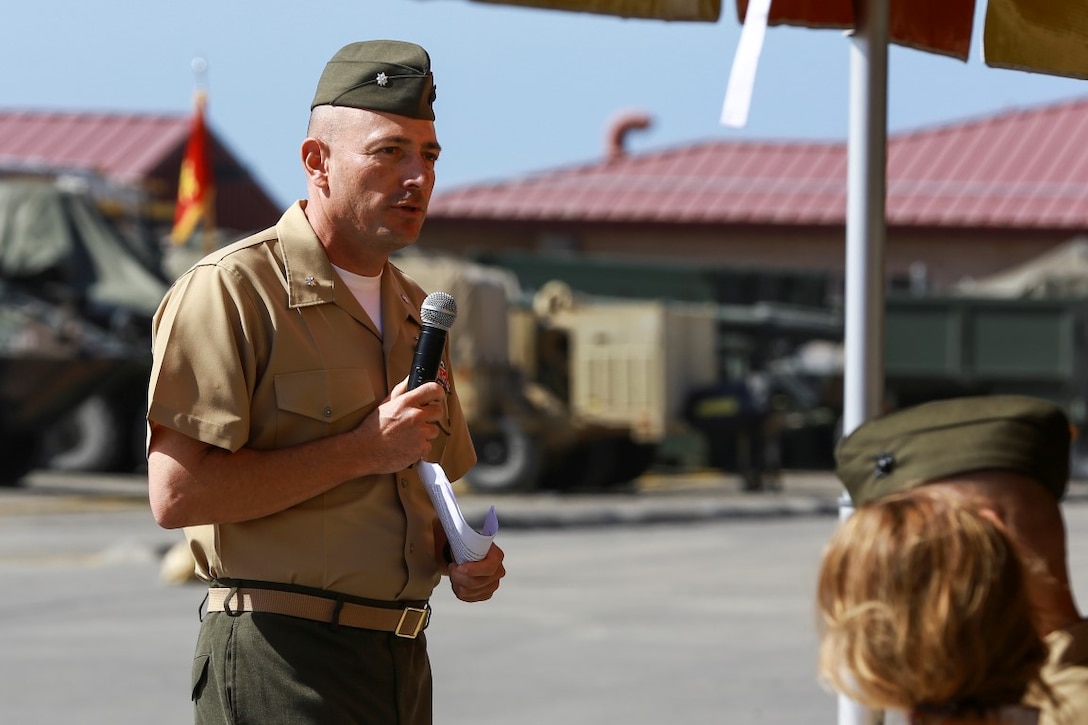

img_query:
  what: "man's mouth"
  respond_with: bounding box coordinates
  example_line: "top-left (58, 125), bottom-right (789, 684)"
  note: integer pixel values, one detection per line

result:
top-left (395, 197), bottom-right (425, 213)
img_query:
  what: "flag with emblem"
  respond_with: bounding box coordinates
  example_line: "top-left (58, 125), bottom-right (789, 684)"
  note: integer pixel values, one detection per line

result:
top-left (170, 90), bottom-right (215, 246)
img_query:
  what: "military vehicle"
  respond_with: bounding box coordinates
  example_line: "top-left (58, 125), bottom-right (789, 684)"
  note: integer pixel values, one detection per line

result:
top-left (0, 281), bottom-right (146, 485)
top-left (882, 245), bottom-right (1088, 476)
top-left (392, 251), bottom-right (721, 492)
top-left (461, 250), bottom-right (846, 481)
top-left (0, 176), bottom-right (168, 478)
top-left (472, 245), bottom-right (1088, 481)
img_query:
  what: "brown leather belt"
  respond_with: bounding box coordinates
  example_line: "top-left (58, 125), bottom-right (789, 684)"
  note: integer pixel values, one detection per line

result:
top-left (206, 586), bottom-right (430, 639)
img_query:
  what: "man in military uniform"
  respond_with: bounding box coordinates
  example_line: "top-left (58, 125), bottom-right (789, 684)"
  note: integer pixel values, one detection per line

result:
top-left (146, 40), bottom-right (505, 725)
top-left (836, 395), bottom-right (1088, 725)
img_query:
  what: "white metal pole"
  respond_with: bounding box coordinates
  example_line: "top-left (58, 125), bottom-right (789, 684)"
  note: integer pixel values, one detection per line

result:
top-left (838, 0), bottom-right (889, 722)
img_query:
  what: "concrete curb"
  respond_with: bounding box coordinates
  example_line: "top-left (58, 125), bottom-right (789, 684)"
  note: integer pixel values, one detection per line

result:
top-left (456, 492), bottom-right (843, 530)
top-left (12, 469), bottom-right (1088, 531)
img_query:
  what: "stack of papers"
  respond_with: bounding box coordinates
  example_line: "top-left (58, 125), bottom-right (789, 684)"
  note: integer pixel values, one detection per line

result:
top-left (418, 461), bottom-right (498, 564)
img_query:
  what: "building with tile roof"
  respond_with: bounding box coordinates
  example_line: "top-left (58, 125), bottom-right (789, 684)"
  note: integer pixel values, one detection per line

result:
top-left (422, 97), bottom-right (1088, 294)
top-left (0, 109), bottom-right (280, 239)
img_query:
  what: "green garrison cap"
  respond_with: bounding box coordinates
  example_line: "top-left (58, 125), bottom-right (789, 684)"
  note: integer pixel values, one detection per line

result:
top-left (311, 40), bottom-right (436, 120)
top-left (836, 395), bottom-right (1072, 505)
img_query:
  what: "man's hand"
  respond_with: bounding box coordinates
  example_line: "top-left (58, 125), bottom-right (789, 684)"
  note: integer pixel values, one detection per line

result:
top-left (354, 377), bottom-right (445, 474)
top-left (447, 543), bottom-right (505, 602)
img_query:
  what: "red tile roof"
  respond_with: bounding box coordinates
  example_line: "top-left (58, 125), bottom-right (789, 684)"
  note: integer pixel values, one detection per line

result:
top-left (0, 110), bottom-right (189, 183)
top-left (429, 97), bottom-right (1088, 230)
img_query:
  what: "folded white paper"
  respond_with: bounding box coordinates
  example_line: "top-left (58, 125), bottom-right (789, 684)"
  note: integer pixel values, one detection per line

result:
top-left (418, 461), bottom-right (498, 564)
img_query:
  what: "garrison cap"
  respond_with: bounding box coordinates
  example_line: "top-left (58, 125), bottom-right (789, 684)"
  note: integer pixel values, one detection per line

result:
top-left (836, 395), bottom-right (1072, 505)
top-left (311, 40), bottom-right (436, 120)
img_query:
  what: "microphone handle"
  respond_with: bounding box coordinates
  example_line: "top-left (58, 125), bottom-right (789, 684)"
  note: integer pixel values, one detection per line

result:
top-left (408, 325), bottom-right (448, 390)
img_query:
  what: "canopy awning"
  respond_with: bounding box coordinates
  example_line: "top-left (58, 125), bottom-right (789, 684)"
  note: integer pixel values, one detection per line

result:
top-left (470, 0), bottom-right (1088, 80)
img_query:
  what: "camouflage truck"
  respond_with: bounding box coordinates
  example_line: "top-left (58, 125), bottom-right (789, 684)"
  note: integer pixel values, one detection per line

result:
top-left (0, 281), bottom-right (147, 485)
top-left (0, 177), bottom-right (168, 476)
top-left (392, 251), bottom-right (720, 492)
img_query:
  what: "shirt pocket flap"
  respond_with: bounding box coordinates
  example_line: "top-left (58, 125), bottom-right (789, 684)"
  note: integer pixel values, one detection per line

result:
top-left (274, 369), bottom-right (375, 424)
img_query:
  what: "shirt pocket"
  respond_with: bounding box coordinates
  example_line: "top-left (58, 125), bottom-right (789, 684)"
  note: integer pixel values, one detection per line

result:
top-left (273, 369), bottom-right (376, 446)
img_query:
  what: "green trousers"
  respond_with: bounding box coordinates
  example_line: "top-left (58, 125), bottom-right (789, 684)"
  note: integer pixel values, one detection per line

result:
top-left (191, 611), bottom-right (432, 725)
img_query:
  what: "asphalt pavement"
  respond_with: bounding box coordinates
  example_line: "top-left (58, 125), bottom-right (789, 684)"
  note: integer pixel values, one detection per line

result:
top-left (0, 468), bottom-right (860, 725)
top-left (3, 468), bottom-right (1088, 725)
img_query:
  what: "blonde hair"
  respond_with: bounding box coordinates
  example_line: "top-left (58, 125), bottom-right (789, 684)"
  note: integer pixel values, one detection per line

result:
top-left (816, 488), bottom-right (1048, 715)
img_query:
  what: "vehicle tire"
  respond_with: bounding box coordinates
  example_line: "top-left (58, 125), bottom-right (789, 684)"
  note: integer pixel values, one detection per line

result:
top-left (39, 395), bottom-right (126, 472)
top-left (464, 417), bottom-right (543, 493)
top-left (0, 432), bottom-right (39, 487)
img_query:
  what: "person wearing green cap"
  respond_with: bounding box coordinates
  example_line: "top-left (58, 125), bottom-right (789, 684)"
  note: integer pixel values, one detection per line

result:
top-left (835, 395), bottom-right (1088, 725)
top-left (817, 487), bottom-right (1049, 724)
top-left (145, 40), bottom-right (505, 725)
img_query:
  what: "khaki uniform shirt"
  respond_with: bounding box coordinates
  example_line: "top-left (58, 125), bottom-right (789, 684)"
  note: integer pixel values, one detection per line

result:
top-left (148, 202), bottom-right (476, 602)
top-left (1028, 619), bottom-right (1088, 725)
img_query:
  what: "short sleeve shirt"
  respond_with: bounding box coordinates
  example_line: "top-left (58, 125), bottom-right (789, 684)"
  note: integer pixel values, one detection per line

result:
top-left (148, 202), bottom-right (476, 602)
top-left (1027, 619), bottom-right (1088, 725)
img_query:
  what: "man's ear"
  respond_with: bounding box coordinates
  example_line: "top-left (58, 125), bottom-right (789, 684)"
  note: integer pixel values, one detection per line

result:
top-left (301, 137), bottom-right (329, 188)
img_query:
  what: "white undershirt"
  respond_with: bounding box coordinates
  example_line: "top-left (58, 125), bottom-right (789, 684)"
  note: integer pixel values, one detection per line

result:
top-left (332, 264), bottom-right (383, 336)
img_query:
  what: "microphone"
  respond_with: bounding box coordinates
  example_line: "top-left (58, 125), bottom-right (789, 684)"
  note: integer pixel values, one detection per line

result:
top-left (408, 291), bottom-right (457, 390)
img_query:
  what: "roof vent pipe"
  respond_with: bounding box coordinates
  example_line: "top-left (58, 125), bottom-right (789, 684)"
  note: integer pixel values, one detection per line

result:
top-left (605, 111), bottom-right (653, 161)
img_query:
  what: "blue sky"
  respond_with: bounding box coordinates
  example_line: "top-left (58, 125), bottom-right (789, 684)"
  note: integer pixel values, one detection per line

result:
top-left (3, 1), bottom-right (1085, 209)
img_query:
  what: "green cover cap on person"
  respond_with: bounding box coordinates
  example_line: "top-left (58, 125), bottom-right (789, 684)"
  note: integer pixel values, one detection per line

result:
top-left (311, 40), bottom-right (436, 120)
top-left (836, 395), bottom-right (1072, 505)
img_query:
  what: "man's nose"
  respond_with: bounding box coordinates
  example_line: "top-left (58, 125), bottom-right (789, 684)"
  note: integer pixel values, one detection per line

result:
top-left (403, 157), bottom-right (432, 189)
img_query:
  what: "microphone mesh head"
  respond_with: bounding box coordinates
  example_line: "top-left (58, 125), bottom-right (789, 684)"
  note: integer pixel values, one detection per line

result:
top-left (420, 291), bottom-right (457, 331)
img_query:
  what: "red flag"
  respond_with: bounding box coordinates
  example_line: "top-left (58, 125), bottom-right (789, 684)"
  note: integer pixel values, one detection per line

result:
top-left (170, 91), bottom-right (215, 246)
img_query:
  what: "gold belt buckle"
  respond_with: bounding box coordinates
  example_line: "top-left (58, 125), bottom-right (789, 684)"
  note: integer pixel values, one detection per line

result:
top-left (395, 606), bottom-right (429, 639)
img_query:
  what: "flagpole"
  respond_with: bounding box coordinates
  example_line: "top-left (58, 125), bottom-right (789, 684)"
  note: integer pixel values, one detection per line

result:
top-left (840, 0), bottom-right (888, 723)
top-left (192, 57), bottom-right (216, 256)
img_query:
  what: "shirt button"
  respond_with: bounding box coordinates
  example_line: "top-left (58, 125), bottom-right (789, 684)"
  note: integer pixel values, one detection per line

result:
top-left (322, 406), bottom-right (332, 418)
top-left (409, 544), bottom-right (415, 553)
top-left (400, 479), bottom-right (407, 488)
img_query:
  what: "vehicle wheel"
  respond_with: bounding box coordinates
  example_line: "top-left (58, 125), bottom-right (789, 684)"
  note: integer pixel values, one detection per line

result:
top-left (464, 417), bottom-right (543, 493)
top-left (0, 432), bottom-right (39, 487)
top-left (39, 395), bottom-right (125, 472)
